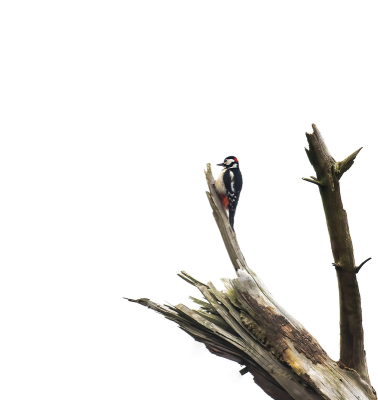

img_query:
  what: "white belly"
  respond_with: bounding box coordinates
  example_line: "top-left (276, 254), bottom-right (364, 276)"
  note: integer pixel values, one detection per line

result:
top-left (215, 169), bottom-right (227, 197)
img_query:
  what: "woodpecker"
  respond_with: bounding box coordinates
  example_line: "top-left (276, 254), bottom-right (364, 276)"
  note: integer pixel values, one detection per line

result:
top-left (215, 156), bottom-right (243, 230)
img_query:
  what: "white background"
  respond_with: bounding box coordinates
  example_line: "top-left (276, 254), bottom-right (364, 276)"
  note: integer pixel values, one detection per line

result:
top-left (1, 1), bottom-right (378, 399)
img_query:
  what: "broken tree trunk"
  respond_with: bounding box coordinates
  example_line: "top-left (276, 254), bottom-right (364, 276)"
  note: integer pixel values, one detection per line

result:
top-left (127, 125), bottom-right (376, 400)
top-left (303, 124), bottom-right (371, 385)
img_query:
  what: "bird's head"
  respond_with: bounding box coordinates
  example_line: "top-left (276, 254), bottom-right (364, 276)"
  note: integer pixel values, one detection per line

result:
top-left (217, 156), bottom-right (239, 169)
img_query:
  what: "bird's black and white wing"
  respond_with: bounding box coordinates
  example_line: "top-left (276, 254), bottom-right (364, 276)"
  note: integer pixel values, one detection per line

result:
top-left (223, 169), bottom-right (243, 213)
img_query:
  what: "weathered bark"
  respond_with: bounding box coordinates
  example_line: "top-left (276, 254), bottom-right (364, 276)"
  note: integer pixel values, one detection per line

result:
top-left (303, 124), bottom-right (371, 385)
top-left (127, 125), bottom-right (376, 399)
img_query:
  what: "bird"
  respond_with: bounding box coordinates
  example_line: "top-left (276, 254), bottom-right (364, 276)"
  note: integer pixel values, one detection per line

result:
top-left (215, 156), bottom-right (243, 230)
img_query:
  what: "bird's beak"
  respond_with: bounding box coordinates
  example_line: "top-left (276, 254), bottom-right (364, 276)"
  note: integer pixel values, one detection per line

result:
top-left (217, 163), bottom-right (225, 167)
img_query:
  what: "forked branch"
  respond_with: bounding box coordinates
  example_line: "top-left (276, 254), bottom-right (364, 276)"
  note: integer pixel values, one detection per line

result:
top-left (127, 126), bottom-right (376, 399)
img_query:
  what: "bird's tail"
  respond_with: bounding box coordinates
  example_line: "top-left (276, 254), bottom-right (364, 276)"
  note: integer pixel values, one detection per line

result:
top-left (229, 209), bottom-right (235, 231)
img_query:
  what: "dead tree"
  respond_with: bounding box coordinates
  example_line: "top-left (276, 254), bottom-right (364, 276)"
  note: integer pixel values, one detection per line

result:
top-left (126, 125), bottom-right (376, 400)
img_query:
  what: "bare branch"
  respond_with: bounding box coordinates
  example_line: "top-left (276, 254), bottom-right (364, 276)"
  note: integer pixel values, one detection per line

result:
top-left (336, 147), bottom-right (363, 179)
top-left (356, 257), bottom-right (372, 274)
top-left (304, 124), bottom-right (371, 386)
top-left (302, 177), bottom-right (323, 186)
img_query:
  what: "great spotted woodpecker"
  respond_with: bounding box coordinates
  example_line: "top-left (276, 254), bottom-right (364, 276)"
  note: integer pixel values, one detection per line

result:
top-left (215, 156), bottom-right (243, 230)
